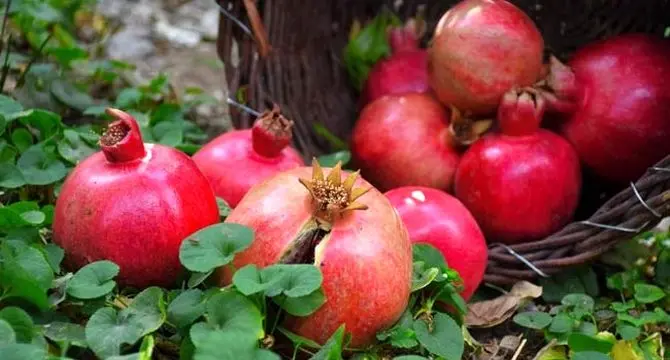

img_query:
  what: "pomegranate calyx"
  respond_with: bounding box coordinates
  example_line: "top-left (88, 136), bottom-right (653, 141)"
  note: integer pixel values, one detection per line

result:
top-left (388, 18), bottom-right (425, 53)
top-left (100, 108), bottom-right (147, 163)
top-left (445, 105), bottom-right (493, 147)
top-left (498, 87), bottom-right (546, 136)
top-left (299, 158), bottom-right (370, 222)
top-left (251, 104), bottom-right (294, 158)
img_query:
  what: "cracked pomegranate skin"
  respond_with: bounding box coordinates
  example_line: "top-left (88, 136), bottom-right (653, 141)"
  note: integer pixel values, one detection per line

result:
top-left (192, 129), bottom-right (304, 207)
top-left (351, 93), bottom-right (461, 192)
top-left (53, 111), bottom-right (219, 289)
top-left (219, 166), bottom-right (412, 347)
top-left (428, 0), bottom-right (544, 115)
top-left (385, 186), bottom-right (487, 300)
top-left (454, 130), bottom-right (581, 244)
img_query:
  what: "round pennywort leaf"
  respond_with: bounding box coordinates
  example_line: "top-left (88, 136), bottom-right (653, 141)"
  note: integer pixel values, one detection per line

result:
top-left (66, 260), bottom-right (119, 299)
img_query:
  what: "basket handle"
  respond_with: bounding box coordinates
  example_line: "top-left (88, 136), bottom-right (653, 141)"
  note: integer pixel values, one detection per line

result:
top-left (242, 0), bottom-right (272, 58)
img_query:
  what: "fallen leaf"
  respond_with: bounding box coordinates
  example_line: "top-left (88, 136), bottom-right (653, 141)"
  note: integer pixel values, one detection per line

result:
top-left (466, 281), bottom-right (542, 328)
top-left (532, 340), bottom-right (568, 360)
top-left (611, 340), bottom-right (643, 360)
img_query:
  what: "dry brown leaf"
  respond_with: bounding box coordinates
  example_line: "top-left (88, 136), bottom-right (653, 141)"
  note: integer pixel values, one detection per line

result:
top-left (465, 281), bottom-right (543, 328)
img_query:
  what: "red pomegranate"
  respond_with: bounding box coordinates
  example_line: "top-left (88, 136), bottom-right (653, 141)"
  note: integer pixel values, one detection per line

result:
top-left (541, 34), bottom-right (670, 183)
top-left (361, 19), bottom-right (430, 106)
top-left (428, 0), bottom-right (544, 115)
top-left (218, 160), bottom-right (412, 347)
top-left (53, 108), bottom-right (219, 288)
top-left (351, 93), bottom-right (489, 193)
top-left (385, 186), bottom-right (487, 300)
top-left (193, 105), bottom-right (304, 207)
top-left (454, 89), bottom-right (581, 244)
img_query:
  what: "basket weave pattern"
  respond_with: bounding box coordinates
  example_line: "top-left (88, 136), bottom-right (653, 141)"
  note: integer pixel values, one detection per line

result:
top-left (215, 0), bottom-right (670, 285)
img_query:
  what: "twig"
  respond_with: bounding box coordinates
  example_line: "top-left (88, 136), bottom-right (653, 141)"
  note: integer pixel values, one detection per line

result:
top-left (0, 0), bottom-right (13, 91)
top-left (511, 338), bottom-right (527, 360)
top-left (15, 32), bottom-right (53, 88)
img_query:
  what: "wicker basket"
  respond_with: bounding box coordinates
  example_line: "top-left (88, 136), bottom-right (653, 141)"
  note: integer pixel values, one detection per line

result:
top-left (214, 0), bottom-right (670, 285)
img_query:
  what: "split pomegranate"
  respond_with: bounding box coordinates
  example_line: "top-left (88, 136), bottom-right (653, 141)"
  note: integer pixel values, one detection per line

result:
top-left (53, 108), bottom-right (219, 288)
top-left (192, 105), bottom-right (304, 207)
top-left (541, 34), bottom-right (670, 183)
top-left (428, 0), bottom-right (544, 115)
top-left (351, 93), bottom-right (489, 193)
top-left (360, 19), bottom-right (430, 106)
top-left (385, 186), bottom-right (487, 300)
top-left (219, 160), bottom-right (412, 347)
top-left (454, 89), bottom-right (581, 244)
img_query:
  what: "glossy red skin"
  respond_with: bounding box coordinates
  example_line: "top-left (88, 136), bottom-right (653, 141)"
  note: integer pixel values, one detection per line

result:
top-left (428, 0), bottom-right (544, 115)
top-left (454, 130), bottom-right (581, 244)
top-left (192, 129), bottom-right (304, 207)
top-left (53, 144), bottom-right (220, 288)
top-left (385, 186), bottom-right (487, 300)
top-left (219, 167), bottom-right (412, 347)
top-left (351, 93), bottom-right (460, 192)
top-left (361, 50), bottom-right (429, 106)
top-left (558, 34), bottom-right (670, 183)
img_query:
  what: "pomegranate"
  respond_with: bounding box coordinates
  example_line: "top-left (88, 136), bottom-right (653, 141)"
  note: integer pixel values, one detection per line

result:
top-left (428, 0), bottom-right (544, 115)
top-left (351, 93), bottom-right (489, 193)
top-left (218, 160), bottom-right (412, 347)
top-left (385, 186), bottom-right (487, 300)
top-left (540, 34), bottom-right (670, 183)
top-left (360, 19), bottom-right (430, 106)
top-left (53, 108), bottom-right (219, 288)
top-left (454, 89), bottom-right (581, 244)
top-left (192, 105), bottom-right (304, 207)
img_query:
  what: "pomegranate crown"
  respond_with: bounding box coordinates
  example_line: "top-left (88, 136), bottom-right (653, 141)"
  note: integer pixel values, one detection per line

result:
top-left (99, 108), bottom-right (146, 163)
top-left (497, 87), bottom-right (546, 136)
top-left (299, 158), bottom-right (370, 221)
top-left (251, 104), bottom-right (294, 158)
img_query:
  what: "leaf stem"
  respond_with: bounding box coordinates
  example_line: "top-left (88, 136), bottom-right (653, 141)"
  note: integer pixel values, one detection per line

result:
top-left (0, 0), bottom-right (12, 92)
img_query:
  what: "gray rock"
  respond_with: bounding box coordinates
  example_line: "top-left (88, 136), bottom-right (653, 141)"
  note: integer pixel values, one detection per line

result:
top-left (153, 20), bottom-right (202, 48)
top-left (174, 0), bottom-right (220, 40)
top-left (105, 26), bottom-right (155, 60)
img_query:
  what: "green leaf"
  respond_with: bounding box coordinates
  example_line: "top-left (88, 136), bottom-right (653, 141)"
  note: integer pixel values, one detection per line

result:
top-left (317, 151), bottom-right (351, 168)
top-left (393, 357), bottom-right (428, 360)
top-left (11, 244), bottom-right (53, 290)
top-left (187, 270), bottom-right (213, 288)
top-left (51, 79), bottom-right (95, 111)
top-left (47, 47), bottom-right (88, 67)
top-left (167, 289), bottom-right (206, 328)
top-left (0, 95), bottom-right (24, 121)
top-left (58, 129), bottom-right (96, 164)
top-left (189, 325), bottom-right (262, 360)
top-left (216, 197), bottom-right (231, 218)
top-left (412, 263), bottom-right (440, 292)
top-left (541, 266), bottom-right (600, 303)
top-left (413, 312), bottom-right (464, 360)
top-left (572, 352), bottom-right (611, 360)
top-left (262, 264), bottom-right (323, 298)
top-left (107, 334), bottom-right (155, 360)
top-left (18, 109), bottom-right (63, 140)
top-left (274, 289), bottom-right (326, 317)
top-left (633, 283), bottom-right (665, 304)
top-left (0, 259), bottom-right (50, 310)
top-left (179, 223), bottom-right (254, 273)
top-left (0, 343), bottom-right (47, 360)
top-left (85, 287), bottom-right (165, 358)
top-left (548, 313), bottom-right (574, 334)
top-left (17, 145), bottom-right (68, 185)
top-left (562, 293), bottom-right (595, 318)
top-left (277, 327), bottom-right (321, 349)
top-left (43, 243), bottom-right (64, 274)
top-left (568, 333), bottom-right (615, 353)
top-left (310, 324), bottom-right (347, 360)
top-left (617, 324), bottom-right (640, 340)
top-left (412, 244), bottom-right (449, 271)
top-left (0, 319), bottom-right (16, 345)
top-left (0, 307), bottom-right (35, 343)
top-left (115, 88), bottom-right (143, 108)
top-left (66, 260), bottom-right (119, 299)
top-left (205, 290), bottom-right (263, 337)
top-left (232, 265), bottom-right (273, 296)
top-left (11, 128), bottom-right (33, 152)
top-left (42, 322), bottom-right (87, 348)
top-left (513, 311), bottom-right (552, 330)
top-left (83, 105), bottom-right (108, 116)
